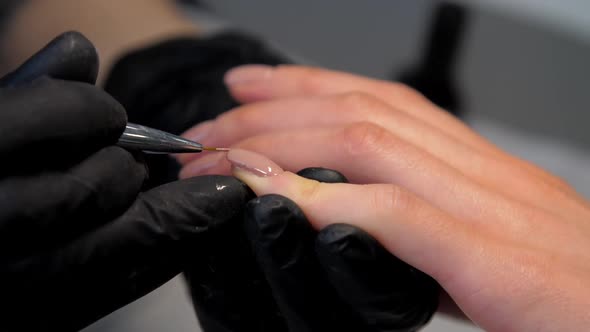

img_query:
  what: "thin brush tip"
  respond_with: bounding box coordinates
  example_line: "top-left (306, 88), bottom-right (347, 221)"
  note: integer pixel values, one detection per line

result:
top-left (202, 147), bottom-right (231, 152)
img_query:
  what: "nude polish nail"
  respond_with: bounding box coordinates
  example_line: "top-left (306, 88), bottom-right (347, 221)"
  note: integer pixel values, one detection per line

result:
top-left (185, 120), bottom-right (215, 143)
top-left (224, 65), bottom-right (274, 86)
top-left (179, 153), bottom-right (225, 178)
top-left (227, 149), bottom-right (283, 177)
top-left (176, 121), bottom-right (216, 165)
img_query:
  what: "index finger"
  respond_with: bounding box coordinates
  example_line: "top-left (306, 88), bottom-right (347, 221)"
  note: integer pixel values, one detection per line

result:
top-left (224, 65), bottom-right (500, 155)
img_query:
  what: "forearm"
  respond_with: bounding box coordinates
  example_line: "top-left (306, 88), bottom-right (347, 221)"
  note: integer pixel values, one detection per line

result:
top-left (0, 0), bottom-right (198, 81)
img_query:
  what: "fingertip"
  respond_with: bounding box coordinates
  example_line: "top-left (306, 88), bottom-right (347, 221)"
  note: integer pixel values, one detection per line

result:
top-left (227, 148), bottom-right (284, 177)
top-left (225, 64), bottom-right (333, 103)
top-left (181, 120), bottom-right (215, 144)
top-left (224, 64), bottom-right (276, 103)
top-left (178, 153), bottom-right (229, 179)
top-left (226, 149), bottom-right (303, 199)
top-left (315, 224), bottom-right (379, 269)
top-left (176, 120), bottom-right (217, 165)
top-left (297, 167), bottom-right (349, 183)
top-left (227, 148), bottom-right (286, 193)
top-left (246, 194), bottom-right (298, 225)
top-left (244, 194), bottom-right (308, 249)
top-left (224, 64), bottom-right (274, 86)
top-left (67, 81), bottom-right (128, 138)
top-left (316, 224), bottom-right (365, 250)
top-left (315, 223), bottom-right (440, 330)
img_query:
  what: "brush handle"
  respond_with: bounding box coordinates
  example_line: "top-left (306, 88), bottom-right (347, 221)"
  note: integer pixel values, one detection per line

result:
top-left (117, 123), bottom-right (204, 153)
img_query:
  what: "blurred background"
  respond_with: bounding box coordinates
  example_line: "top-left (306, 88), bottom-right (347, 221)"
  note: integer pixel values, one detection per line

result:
top-left (80, 0), bottom-right (589, 331)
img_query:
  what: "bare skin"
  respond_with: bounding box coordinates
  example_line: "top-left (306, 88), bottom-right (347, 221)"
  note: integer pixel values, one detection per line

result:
top-left (179, 64), bottom-right (590, 332)
top-left (3, 3), bottom-right (588, 327)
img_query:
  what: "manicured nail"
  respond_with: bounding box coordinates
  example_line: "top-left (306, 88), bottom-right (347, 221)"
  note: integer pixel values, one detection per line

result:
top-left (227, 149), bottom-right (283, 177)
top-left (177, 121), bottom-right (216, 165)
top-left (224, 65), bottom-right (274, 86)
top-left (179, 153), bottom-right (226, 178)
top-left (184, 120), bottom-right (215, 143)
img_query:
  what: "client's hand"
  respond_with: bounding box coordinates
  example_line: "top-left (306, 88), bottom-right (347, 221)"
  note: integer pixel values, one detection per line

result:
top-left (179, 65), bottom-right (590, 332)
top-left (188, 167), bottom-right (438, 332)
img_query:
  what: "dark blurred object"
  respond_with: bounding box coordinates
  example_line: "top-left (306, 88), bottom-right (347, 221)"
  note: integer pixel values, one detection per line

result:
top-left (0, 31), bottom-right (257, 332)
top-left (397, 2), bottom-right (468, 117)
top-left (104, 32), bottom-right (286, 188)
top-left (177, 0), bottom-right (206, 9)
top-left (0, 1), bottom-right (22, 45)
top-left (188, 168), bottom-right (439, 332)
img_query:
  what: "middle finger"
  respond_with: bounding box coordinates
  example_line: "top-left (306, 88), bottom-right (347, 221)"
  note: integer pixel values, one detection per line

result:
top-left (181, 123), bottom-right (554, 239)
top-left (180, 95), bottom-right (578, 217)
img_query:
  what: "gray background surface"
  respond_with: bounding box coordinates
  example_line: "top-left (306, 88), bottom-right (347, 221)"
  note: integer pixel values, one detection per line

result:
top-left (84, 1), bottom-right (590, 331)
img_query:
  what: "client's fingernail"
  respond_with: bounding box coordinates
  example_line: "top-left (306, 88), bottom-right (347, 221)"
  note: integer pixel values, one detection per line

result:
top-left (179, 153), bottom-right (225, 178)
top-left (184, 120), bottom-right (215, 142)
top-left (227, 149), bottom-right (283, 177)
top-left (177, 121), bottom-right (216, 165)
top-left (224, 65), bottom-right (274, 86)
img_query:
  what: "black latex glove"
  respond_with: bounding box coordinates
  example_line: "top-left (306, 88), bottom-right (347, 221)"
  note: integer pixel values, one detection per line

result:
top-left (0, 31), bottom-right (254, 332)
top-left (104, 32), bottom-right (287, 187)
top-left (188, 168), bottom-right (439, 332)
top-left (102, 31), bottom-right (438, 331)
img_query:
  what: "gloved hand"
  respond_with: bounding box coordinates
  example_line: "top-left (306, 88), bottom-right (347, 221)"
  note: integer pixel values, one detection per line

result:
top-left (100, 30), bottom-right (439, 331)
top-left (104, 32), bottom-right (286, 187)
top-left (0, 31), bottom-right (254, 332)
top-left (187, 168), bottom-right (439, 332)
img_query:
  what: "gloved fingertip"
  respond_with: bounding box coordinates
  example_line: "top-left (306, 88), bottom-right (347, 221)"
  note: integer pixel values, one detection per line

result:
top-left (316, 224), bottom-right (378, 270)
top-left (51, 31), bottom-right (99, 84)
top-left (316, 224), bottom-right (440, 331)
top-left (245, 195), bottom-right (305, 242)
top-left (245, 194), bottom-right (314, 268)
top-left (72, 145), bottom-right (147, 212)
top-left (0, 31), bottom-right (99, 87)
top-left (297, 167), bottom-right (348, 183)
top-left (316, 224), bottom-right (429, 284)
top-left (126, 149), bottom-right (150, 184)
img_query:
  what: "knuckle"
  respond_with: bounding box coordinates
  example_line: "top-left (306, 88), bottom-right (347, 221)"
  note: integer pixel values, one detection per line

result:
top-left (339, 121), bottom-right (391, 157)
top-left (299, 178), bottom-right (322, 204)
top-left (506, 251), bottom-right (556, 300)
top-left (371, 185), bottom-right (412, 212)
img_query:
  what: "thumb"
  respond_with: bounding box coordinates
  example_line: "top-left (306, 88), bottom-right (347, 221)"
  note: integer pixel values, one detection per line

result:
top-left (227, 148), bottom-right (484, 284)
top-left (0, 31), bottom-right (98, 87)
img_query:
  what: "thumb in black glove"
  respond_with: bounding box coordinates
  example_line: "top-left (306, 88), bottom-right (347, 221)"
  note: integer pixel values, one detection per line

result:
top-left (188, 168), bottom-right (439, 332)
top-left (0, 31), bottom-right (254, 332)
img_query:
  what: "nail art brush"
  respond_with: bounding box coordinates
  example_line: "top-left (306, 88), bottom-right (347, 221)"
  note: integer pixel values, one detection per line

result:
top-left (117, 123), bottom-right (229, 154)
